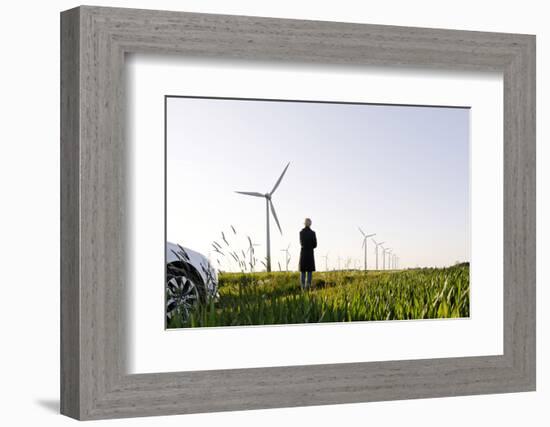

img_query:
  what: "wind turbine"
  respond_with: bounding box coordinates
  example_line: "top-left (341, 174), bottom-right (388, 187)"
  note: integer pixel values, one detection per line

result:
top-left (322, 253), bottom-right (329, 271)
top-left (372, 239), bottom-right (385, 270)
top-left (246, 236), bottom-right (260, 271)
top-left (235, 162), bottom-right (290, 272)
top-left (280, 243), bottom-right (291, 272)
top-left (384, 248), bottom-right (392, 270)
top-left (358, 228), bottom-right (376, 271)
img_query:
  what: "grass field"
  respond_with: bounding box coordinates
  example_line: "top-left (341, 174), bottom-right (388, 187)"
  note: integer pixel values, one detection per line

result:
top-left (167, 264), bottom-right (469, 328)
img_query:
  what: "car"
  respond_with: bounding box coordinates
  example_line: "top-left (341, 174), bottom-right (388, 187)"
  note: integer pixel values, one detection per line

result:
top-left (165, 242), bottom-right (218, 324)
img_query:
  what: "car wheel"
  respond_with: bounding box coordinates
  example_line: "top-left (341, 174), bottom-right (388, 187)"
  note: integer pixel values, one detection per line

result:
top-left (166, 275), bottom-right (200, 323)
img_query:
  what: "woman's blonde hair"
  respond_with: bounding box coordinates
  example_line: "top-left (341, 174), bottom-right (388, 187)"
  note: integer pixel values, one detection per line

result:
top-left (304, 218), bottom-right (312, 227)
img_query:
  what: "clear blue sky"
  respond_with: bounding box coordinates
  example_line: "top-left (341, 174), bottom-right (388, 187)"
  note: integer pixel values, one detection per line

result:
top-left (166, 96), bottom-right (470, 271)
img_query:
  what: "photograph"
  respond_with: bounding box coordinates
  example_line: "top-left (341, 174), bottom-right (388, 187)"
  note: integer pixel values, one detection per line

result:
top-left (165, 96), bottom-right (471, 329)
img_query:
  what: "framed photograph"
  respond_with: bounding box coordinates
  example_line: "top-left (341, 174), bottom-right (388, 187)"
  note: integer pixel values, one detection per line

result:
top-left (61, 5), bottom-right (536, 420)
top-left (164, 95), bottom-right (472, 330)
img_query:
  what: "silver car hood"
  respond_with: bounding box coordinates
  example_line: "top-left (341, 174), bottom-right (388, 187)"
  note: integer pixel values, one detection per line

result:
top-left (166, 242), bottom-right (218, 286)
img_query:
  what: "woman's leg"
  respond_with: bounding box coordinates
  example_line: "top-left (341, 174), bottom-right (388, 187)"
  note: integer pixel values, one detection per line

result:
top-left (307, 271), bottom-right (312, 289)
top-left (300, 271), bottom-right (306, 290)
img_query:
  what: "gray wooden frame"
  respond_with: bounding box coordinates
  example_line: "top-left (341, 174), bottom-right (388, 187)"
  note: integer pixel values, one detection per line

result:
top-left (60, 5), bottom-right (536, 420)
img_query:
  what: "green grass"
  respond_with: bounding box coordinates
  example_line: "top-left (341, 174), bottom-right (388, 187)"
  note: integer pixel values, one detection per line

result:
top-left (167, 265), bottom-right (470, 328)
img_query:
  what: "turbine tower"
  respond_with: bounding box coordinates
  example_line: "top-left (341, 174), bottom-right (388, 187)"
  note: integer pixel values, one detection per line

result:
top-left (235, 162), bottom-right (290, 272)
top-left (358, 228), bottom-right (376, 271)
top-left (372, 239), bottom-right (385, 270)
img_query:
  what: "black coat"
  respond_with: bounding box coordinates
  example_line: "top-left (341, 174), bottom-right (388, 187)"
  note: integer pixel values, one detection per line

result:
top-left (299, 227), bottom-right (317, 272)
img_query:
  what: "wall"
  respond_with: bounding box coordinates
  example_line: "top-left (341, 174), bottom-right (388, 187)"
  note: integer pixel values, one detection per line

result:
top-left (0, 0), bottom-right (546, 425)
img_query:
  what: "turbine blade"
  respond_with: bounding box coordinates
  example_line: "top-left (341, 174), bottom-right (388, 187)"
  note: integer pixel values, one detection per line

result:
top-left (362, 238), bottom-right (366, 248)
top-left (235, 191), bottom-right (265, 198)
top-left (270, 162), bottom-right (290, 195)
top-left (269, 200), bottom-right (283, 234)
top-left (358, 227), bottom-right (366, 237)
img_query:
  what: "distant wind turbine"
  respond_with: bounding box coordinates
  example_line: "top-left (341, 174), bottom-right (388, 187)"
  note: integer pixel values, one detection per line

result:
top-left (280, 243), bottom-right (291, 272)
top-left (358, 228), bottom-right (376, 271)
top-left (322, 253), bottom-right (329, 271)
top-left (372, 239), bottom-right (385, 270)
top-left (384, 248), bottom-right (392, 270)
top-left (235, 162), bottom-right (290, 272)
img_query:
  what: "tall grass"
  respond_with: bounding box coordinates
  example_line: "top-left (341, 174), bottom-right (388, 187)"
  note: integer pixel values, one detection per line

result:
top-left (166, 265), bottom-right (470, 328)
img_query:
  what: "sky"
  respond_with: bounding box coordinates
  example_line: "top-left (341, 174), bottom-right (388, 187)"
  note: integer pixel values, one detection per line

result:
top-left (166, 96), bottom-right (470, 271)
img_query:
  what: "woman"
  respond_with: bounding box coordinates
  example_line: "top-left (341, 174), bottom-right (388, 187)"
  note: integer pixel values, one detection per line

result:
top-left (299, 218), bottom-right (317, 290)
